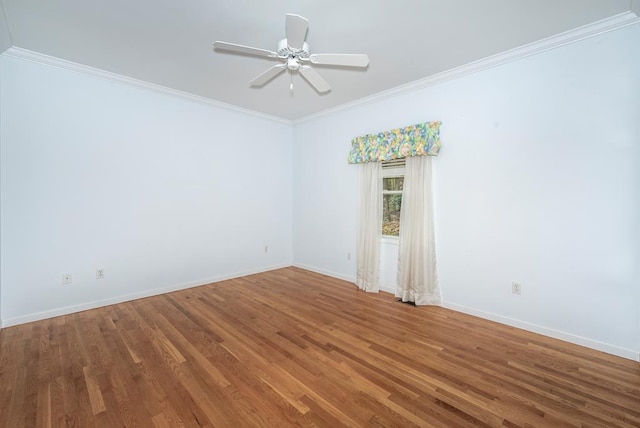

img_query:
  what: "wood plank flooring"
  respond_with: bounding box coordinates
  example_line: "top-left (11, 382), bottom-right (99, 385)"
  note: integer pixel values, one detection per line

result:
top-left (1, 267), bottom-right (638, 427)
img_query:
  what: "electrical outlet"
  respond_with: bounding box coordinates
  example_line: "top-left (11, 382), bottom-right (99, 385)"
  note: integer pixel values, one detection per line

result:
top-left (62, 273), bottom-right (72, 285)
top-left (264, 245), bottom-right (269, 253)
top-left (512, 282), bottom-right (521, 295)
top-left (347, 252), bottom-right (351, 261)
top-left (96, 269), bottom-right (105, 279)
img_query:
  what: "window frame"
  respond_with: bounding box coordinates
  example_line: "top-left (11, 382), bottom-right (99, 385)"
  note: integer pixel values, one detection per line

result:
top-left (381, 162), bottom-right (405, 241)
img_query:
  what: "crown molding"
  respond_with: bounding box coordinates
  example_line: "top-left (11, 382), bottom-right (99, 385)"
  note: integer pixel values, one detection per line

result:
top-left (1, 47), bottom-right (293, 125)
top-left (294, 11), bottom-right (640, 125)
top-left (2, 10), bottom-right (638, 126)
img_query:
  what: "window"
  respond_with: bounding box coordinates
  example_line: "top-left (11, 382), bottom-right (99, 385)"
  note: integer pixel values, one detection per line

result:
top-left (381, 159), bottom-right (405, 237)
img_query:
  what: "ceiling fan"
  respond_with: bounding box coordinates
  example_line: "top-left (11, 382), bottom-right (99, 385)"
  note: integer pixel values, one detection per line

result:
top-left (212, 14), bottom-right (369, 94)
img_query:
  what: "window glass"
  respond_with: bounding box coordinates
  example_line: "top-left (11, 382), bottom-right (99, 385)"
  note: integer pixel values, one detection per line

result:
top-left (382, 193), bottom-right (402, 236)
top-left (383, 177), bottom-right (404, 191)
top-left (382, 176), bottom-right (403, 237)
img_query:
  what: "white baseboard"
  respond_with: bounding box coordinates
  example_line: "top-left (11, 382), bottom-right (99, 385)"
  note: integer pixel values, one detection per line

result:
top-left (379, 284), bottom-right (395, 294)
top-left (290, 264), bottom-right (639, 362)
top-left (1, 264), bottom-right (291, 328)
top-left (5, 263), bottom-right (637, 362)
top-left (292, 263), bottom-right (356, 284)
top-left (443, 302), bottom-right (639, 362)
top-left (294, 263), bottom-right (398, 294)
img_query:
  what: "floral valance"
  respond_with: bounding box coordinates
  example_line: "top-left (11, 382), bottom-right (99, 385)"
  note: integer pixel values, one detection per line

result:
top-left (347, 121), bottom-right (442, 164)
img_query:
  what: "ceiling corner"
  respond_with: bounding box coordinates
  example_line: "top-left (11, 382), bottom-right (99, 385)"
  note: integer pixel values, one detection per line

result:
top-left (631, 0), bottom-right (640, 17)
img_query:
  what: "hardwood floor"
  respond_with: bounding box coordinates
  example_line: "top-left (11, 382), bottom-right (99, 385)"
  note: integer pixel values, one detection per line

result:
top-left (1, 267), bottom-right (638, 427)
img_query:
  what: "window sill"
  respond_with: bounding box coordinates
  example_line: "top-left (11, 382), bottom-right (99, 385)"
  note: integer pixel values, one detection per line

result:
top-left (380, 236), bottom-right (399, 245)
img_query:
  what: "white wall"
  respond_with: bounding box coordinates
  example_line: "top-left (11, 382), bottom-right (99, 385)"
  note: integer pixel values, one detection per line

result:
top-left (292, 115), bottom-right (358, 281)
top-left (293, 24), bottom-right (640, 359)
top-left (0, 56), bottom-right (293, 325)
top-left (0, 58), bottom-right (3, 324)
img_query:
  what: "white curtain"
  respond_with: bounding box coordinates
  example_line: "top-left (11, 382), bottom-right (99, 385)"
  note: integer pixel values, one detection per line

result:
top-left (396, 156), bottom-right (441, 305)
top-left (356, 161), bottom-right (381, 292)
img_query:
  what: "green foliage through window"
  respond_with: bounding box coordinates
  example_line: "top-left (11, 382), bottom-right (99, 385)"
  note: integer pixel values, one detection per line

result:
top-left (382, 176), bottom-right (403, 236)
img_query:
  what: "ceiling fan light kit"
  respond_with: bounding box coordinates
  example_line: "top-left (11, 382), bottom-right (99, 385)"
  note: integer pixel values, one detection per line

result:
top-left (213, 13), bottom-right (369, 94)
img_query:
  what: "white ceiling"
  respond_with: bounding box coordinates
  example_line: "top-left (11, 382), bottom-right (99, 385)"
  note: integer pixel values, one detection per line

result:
top-left (0, 0), bottom-right (636, 121)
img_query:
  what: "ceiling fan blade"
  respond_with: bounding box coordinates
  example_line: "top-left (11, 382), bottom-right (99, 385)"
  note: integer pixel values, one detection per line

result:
top-left (285, 14), bottom-right (308, 51)
top-left (309, 53), bottom-right (369, 67)
top-left (250, 64), bottom-right (287, 86)
top-left (213, 41), bottom-right (277, 58)
top-left (299, 66), bottom-right (331, 93)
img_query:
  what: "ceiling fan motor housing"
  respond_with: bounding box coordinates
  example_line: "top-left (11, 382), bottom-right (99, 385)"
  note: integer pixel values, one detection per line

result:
top-left (278, 38), bottom-right (309, 58)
